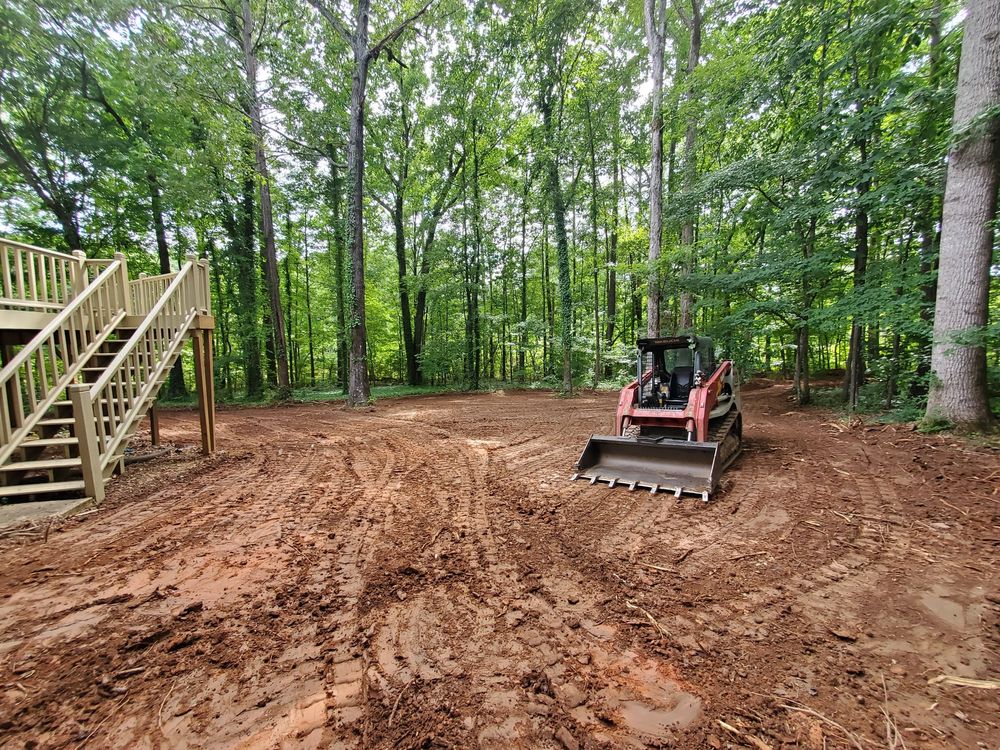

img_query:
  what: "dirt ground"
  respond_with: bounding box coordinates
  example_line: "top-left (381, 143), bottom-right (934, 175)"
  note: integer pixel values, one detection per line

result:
top-left (0, 385), bottom-right (998, 749)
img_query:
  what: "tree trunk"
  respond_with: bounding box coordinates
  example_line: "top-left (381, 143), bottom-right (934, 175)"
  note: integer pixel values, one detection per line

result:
top-left (461, 158), bottom-right (475, 388)
top-left (303, 221), bottom-right (316, 386)
top-left (538, 95), bottom-right (573, 394)
top-left (585, 99), bottom-right (601, 387)
top-left (844, 136), bottom-right (871, 410)
top-left (240, 0), bottom-right (290, 398)
top-left (519, 161), bottom-right (530, 381)
top-left (345, 6), bottom-right (372, 405)
top-left (678, 0), bottom-right (702, 331)
top-left (644, 0), bottom-right (667, 337)
top-left (392, 189), bottom-right (417, 385)
top-left (925, 0), bottom-right (999, 429)
top-left (604, 117), bottom-right (620, 373)
top-left (471, 123), bottom-right (484, 388)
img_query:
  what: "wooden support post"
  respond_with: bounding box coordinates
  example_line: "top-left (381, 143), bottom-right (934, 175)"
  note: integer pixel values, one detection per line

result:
top-left (149, 402), bottom-right (160, 447)
top-left (192, 330), bottom-right (215, 455)
top-left (70, 250), bottom-right (87, 299)
top-left (114, 252), bottom-right (131, 314)
top-left (69, 383), bottom-right (104, 503)
top-left (204, 330), bottom-right (216, 451)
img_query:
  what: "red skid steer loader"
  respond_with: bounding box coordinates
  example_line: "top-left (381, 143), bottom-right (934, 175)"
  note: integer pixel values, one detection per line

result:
top-left (572, 335), bottom-right (742, 501)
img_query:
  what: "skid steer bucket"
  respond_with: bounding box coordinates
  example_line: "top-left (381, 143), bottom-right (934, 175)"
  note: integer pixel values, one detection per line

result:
top-left (572, 436), bottom-right (722, 501)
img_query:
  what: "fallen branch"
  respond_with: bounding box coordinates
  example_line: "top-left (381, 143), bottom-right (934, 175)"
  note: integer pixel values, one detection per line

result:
top-left (636, 560), bottom-right (676, 573)
top-left (388, 681), bottom-right (411, 728)
top-left (77, 693), bottom-right (129, 748)
top-left (124, 448), bottom-right (172, 465)
top-left (717, 719), bottom-right (774, 750)
top-left (927, 675), bottom-right (1000, 690)
top-left (625, 600), bottom-right (668, 638)
top-left (114, 666), bottom-right (145, 679)
top-left (779, 701), bottom-right (865, 750)
top-left (881, 674), bottom-right (907, 750)
top-left (726, 551), bottom-right (768, 562)
top-left (430, 526), bottom-right (451, 545)
top-left (158, 680), bottom-right (177, 729)
top-left (934, 497), bottom-right (969, 517)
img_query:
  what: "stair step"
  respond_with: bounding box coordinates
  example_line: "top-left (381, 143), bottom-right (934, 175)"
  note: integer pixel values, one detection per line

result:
top-left (0, 480), bottom-right (86, 498)
top-left (1, 457), bottom-right (81, 472)
top-left (20, 437), bottom-right (79, 448)
top-left (52, 399), bottom-right (134, 409)
top-left (37, 416), bottom-right (113, 428)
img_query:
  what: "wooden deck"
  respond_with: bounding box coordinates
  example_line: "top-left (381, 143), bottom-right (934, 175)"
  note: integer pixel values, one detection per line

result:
top-left (0, 238), bottom-right (215, 508)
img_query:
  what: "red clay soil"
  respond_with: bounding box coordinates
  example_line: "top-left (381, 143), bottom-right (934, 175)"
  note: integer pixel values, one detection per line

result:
top-left (0, 385), bottom-right (998, 749)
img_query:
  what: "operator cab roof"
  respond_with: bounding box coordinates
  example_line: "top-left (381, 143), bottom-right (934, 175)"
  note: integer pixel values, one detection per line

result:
top-left (636, 335), bottom-right (712, 352)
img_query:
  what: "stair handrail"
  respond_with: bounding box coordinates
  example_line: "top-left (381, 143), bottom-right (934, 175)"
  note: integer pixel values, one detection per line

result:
top-left (0, 238), bottom-right (79, 311)
top-left (0, 258), bottom-right (127, 462)
top-left (79, 256), bottom-right (209, 486)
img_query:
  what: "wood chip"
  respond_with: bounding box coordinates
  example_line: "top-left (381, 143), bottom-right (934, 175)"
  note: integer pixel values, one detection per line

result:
top-left (828, 627), bottom-right (857, 642)
top-left (927, 675), bottom-right (1000, 690)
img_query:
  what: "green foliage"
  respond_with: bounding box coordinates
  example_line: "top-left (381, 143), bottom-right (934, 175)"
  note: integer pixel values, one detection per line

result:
top-left (0, 0), bottom-right (994, 424)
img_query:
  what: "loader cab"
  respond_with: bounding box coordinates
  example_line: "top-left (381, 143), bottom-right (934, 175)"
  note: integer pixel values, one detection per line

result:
top-left (636, 335), bottom-right (715, 409)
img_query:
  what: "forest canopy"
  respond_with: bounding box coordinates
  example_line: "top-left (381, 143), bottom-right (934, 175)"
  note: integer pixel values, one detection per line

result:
top-left (1, 0), bottom-right (997, 421)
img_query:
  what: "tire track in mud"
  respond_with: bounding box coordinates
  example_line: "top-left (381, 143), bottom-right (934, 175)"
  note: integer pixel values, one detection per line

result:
top-left (3, 388), bottom-right (996, 750)
top-left (478, 398), bottom-right (912, 746)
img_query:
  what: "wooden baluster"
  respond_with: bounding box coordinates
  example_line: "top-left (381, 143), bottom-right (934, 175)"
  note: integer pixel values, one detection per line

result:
top-left (11, 373), bottom-right (24, 432)
top-left (1, 244), bottom-right (10, 298)
top-left (14, 249), bottom-right (25, 299)
top-left (24, 351), bottom-right (36, 413)
top-left (27, 251), bottom-right (39, 304)
top-left (48, 256), bottom-right (57, 305)
top-left (36, 347), bottom-right (48, 400)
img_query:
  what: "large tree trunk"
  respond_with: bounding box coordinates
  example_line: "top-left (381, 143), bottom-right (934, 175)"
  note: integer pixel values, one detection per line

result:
top-left (925, 0), bottom-right (999, 429)
top-left (310, 0), bottom-right (430, 400)
top-left (240, 0), bottom-right (290, 398)
top-left (677, 0), bottom-right (702, 331)
top-left (643, 0), bottom-right (666, 337)
top-left (345, 7), bottom-right (372, 405)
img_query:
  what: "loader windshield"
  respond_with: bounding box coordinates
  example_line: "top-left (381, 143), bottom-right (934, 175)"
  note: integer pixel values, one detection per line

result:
top-left (654, 337), bottom-right (714, 375)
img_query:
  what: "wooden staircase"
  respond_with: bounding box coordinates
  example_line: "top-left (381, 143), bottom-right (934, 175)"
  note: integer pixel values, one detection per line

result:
top-left (0, 238), bottom-right (215, 507)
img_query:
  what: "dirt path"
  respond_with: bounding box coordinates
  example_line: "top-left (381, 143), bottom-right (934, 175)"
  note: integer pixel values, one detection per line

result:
top-left (0, 386), bottom-right (997, 749)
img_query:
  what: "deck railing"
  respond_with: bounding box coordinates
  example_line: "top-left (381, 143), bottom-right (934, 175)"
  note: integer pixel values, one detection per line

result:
top-left (0, 257), bottom-right (128, 464)
top-left (71, 255), bottom-right (210, 499)
top-left (0, 239), bottom-right (80, 312)
top-left (130, 272), bottom-right (175, 315)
